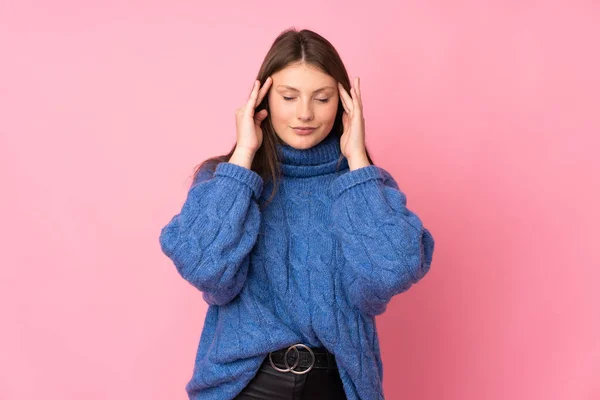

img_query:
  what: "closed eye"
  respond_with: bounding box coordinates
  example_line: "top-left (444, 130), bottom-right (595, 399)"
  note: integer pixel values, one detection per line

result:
top-left (283, 96), bottom-right (329, 103)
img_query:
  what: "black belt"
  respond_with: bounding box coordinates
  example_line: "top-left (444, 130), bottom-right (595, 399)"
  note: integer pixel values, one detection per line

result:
top-left (267, 343), bottom-right (338, 374)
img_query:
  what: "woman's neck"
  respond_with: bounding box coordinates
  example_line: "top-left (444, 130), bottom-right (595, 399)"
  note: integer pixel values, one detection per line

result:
top-left (276, 134), bottom-right (348, 177)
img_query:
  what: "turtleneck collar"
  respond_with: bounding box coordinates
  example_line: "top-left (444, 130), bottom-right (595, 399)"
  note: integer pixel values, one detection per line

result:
top-left (276, 133), bottom-right (349, 177)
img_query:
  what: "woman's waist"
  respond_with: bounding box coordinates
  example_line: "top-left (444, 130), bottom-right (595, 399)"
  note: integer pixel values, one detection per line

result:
top-left (261, 343), bottom-right (338, 373)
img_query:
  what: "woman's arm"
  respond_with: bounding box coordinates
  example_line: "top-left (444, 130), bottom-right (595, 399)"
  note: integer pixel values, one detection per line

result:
top-left (159, 161), bottom-right (263, 306)
top-left (330, 165), bottom-right (435, 316)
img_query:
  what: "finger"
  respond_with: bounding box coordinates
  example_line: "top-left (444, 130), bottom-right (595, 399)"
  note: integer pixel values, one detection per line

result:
top-left (337, 82), bottom-right (353, 115)
top-left (354, 77), bottom-right (363, 109)
top-left (249, 80), bottom-right (258, 96)
top-left (339, 90), bottom-right (350, 115)
top-left (342, 110), bottom-right (349, 130)
top-left (350, 87), bottom-right (358, 111)
top-left (254, 109), bottom-right (268, 124)
top-left (245, 80), bottom-right (260, 114)
top-left (350, 87), bottom-right (362, 118)
top-left (255, 76), bottom-right (272, 109)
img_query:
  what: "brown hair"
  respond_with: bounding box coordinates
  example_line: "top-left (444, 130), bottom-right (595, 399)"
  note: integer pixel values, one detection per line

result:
top-left (191, 27), bottom-right (375, 209)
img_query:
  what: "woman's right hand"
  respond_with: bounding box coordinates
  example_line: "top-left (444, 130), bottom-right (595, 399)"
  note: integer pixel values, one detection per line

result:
top-left (235, 77), bottom-right (272, 155)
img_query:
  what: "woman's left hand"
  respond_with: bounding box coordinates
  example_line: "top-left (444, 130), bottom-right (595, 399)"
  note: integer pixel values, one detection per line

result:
top-left (338, 77), bottom-right (370, 169)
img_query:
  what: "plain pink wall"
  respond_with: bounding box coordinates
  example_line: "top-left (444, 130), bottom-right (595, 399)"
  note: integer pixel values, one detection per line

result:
top-left (2, 1), bottom-right (599, 399)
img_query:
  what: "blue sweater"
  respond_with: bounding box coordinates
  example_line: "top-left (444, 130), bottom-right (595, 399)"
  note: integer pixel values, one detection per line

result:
top-left (159, 133), bottom-right (435, 400)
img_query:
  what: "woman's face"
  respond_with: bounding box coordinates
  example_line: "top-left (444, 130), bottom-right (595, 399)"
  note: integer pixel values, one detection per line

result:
top-left (267, 62), bottom-right (339, 149)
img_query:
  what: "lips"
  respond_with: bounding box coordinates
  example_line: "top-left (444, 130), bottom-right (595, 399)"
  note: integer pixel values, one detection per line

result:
top-left (291, 127), bottom-right (317, 135)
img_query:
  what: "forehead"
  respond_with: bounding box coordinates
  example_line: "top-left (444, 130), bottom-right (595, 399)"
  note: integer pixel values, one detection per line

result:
top-left (272, 63), bottom-right (336, 91)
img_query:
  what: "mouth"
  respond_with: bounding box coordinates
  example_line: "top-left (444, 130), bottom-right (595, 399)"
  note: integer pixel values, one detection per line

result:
top-left (291, 126), bottom-right (318, 135)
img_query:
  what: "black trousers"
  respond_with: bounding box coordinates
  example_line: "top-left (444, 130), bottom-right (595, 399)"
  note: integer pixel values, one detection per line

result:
top-left (234, 351), bottom-right (347, 399)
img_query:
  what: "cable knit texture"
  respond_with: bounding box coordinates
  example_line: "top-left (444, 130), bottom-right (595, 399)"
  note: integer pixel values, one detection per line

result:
top-left (159, 133), bottom-right (435, 399)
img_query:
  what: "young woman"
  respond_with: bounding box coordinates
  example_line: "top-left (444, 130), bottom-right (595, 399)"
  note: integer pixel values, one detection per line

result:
top-left (159, 28), bottom-right (435, 400)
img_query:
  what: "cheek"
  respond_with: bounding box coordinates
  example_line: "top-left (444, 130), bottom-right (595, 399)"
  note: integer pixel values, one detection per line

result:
top-left (318, 103), bottom-right (338, 122)
top-left (269, 101), bottom-right (295, 122)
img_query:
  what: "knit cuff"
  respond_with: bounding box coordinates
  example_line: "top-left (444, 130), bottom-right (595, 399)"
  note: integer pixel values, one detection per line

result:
top-left (330, 165), bottom-right (385, 198)
top-left (214, 162), bottom-right (264, 200)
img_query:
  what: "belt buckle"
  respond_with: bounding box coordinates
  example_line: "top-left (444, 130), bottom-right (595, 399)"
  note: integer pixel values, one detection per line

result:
top-left (268, 343), bottom-right (315, 375)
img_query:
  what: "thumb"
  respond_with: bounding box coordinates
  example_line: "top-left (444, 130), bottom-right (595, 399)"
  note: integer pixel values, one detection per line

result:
top-left (254, 109), bottom-right (268, 124)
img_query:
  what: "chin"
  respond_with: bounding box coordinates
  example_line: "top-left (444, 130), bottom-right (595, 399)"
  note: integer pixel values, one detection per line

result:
top-left (282, 131), bottom-right (329, 149)
top-left (288, 139), bottom-right (315, 149)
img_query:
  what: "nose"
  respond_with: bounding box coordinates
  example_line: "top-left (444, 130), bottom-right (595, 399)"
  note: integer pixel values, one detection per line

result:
top-left (296, 99), bottom-right (314, 121)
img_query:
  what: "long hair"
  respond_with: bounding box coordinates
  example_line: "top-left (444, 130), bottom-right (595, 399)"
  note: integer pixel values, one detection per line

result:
top-left (192, 27), bottom-right (375, 209)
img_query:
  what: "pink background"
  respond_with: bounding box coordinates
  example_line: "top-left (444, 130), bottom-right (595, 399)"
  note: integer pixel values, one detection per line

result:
top-left (2, 1), bottom-right (599, 399)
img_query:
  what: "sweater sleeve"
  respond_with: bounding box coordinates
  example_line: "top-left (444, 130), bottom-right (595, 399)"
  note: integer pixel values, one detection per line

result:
top-left (159, 162), bottom-right (263, 306)
top-left (330, 165), bottom-right (435, 316)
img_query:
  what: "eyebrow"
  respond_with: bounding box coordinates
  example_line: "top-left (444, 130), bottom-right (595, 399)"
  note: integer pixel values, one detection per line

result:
top-left (277, 85), bottom-right (335, 93)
